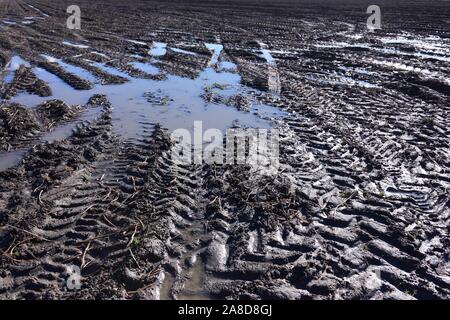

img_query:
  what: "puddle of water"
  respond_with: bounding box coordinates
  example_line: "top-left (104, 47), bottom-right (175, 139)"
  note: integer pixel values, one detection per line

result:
top-left (0, 107), bottom-right (103, 172)
top-left (260, 49), bottom-right (276, 64)
top-left (2, 56), bottom-right (30, 84)
top-left (220, 61), bottom-right (237, 70)
top-left (6, 44), bottom-right (287, 163)
top-left (11, 66), bottom-right (87, 107)
top-left (177, 258), bottom-right (210, 300)
top-left (89, 61), bottom-right (130, 78)
top-left (4, 73), bottom-right (16, 85)
top-left (130, 62), bottom-right (159, 75)
top-left (7, 56), bottom-right (31, 69)
top-left (159, 272), bottom-right (175, 300)
top-left (205, 43), bottom-right (223, 65)
top-left (42, 107), bottom-right (103, 143)
top-left (150, 42), bottom-right (167, 56)
top-left (41, 54), bottom-right (97, 83)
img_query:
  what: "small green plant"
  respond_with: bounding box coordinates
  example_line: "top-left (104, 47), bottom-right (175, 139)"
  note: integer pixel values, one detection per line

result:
top-left (132, 238), bottom-right (141, 246)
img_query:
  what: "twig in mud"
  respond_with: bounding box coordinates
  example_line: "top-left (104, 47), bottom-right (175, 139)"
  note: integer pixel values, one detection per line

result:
top-left (38, 190), bottom-right (44, 205)
top-left (127, 226), bottom-right (138, 247)
top-left (1, 250), bottom-right (22, 263)
top-left (131, 176), bottom-right (137, 192)
top-left (8, 236), bottom-right (33, 256)
top-left (81, 204), bottom-right (98, 214)
top-left (7, 110), bottom-right (18, 125)
top-left (135, 217), bottom-right (145, 230)
top-left (209, 196), bottom-right (223, 210)
top-left (209, 196), bottom-right (218, 204)
top-left (102, 214), bottom-right (118, 228)
top-left (109, 191), bottom-right (141, 214)
top-left (128, 248), bottom-right (141, 269)
top-left (33, 180), bottom-right (45, 193)
top-left (81, 241), bottom-right (91, 269)
top-left (110, 195), bottom-right (120, 204)
top-left (5, 235), bottom-right (18, 254)
top-left (76, 228), bottom-right (135, 245)
top-left (332, 191), bottom-right (357, 216)
top-left (102, 187), bottom-right (113, 201)
top-left (126, 264), bottom-right (161, 295)
top-left (424, 151), bottom-right (446, 175)
top-left (83, 260), bottom-right (93, 269)
top-left (55, 184), bottom-right (85, 192)
top-left (126, 282), bottom-right (154, 295)
top-left (148, 263), bottom-right (161, 277)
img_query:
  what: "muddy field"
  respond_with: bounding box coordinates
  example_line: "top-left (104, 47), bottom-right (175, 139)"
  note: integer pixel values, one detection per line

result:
top-left (0, 0), bottom-right (449, 300)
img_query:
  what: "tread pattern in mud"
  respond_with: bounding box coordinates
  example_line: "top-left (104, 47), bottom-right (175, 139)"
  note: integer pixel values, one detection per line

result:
top-left (37, 61), bottom-right (93, 91)
top-left (0, 0), bottom-right (449, 300)
top-left (3, 66), bottom-right (51, 99)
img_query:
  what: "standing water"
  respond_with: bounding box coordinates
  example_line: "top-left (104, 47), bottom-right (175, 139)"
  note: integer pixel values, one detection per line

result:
top-left (1, 42), bottom-right (287, 170)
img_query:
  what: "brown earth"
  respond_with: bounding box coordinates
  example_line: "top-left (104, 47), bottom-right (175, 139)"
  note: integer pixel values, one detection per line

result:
top-left (0, 0), bottom-right (449, 300)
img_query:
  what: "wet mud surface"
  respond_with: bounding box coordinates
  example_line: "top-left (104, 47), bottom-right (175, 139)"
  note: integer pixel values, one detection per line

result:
top-left (0, 0), bottom-right (449, 299)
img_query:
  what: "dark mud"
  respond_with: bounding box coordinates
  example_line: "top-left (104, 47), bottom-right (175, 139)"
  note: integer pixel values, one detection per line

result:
top-left (3, 65), bottom-right (51, 99)
top-left (0, 0), bottom-right (449, 300)
top-left (36, 99), bottom-right (83, 129)
top-left (0, 102), bottom-right (40, 150)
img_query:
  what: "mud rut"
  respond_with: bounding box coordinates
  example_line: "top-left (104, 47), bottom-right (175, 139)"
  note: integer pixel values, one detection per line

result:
top-left (0, 0), bottom-right (450, 299)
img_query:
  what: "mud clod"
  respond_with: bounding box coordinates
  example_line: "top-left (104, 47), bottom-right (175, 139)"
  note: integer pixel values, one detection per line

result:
top-left (0, 103), bottom-right (40, 150)
top-left (1, 0), bottom-right (449, 301)
top-left (36, 100), bottom-right (83, 129)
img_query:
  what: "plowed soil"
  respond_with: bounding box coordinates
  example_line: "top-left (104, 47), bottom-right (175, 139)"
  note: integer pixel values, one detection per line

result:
top-left (0, 0), bottom-right (449, 300)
